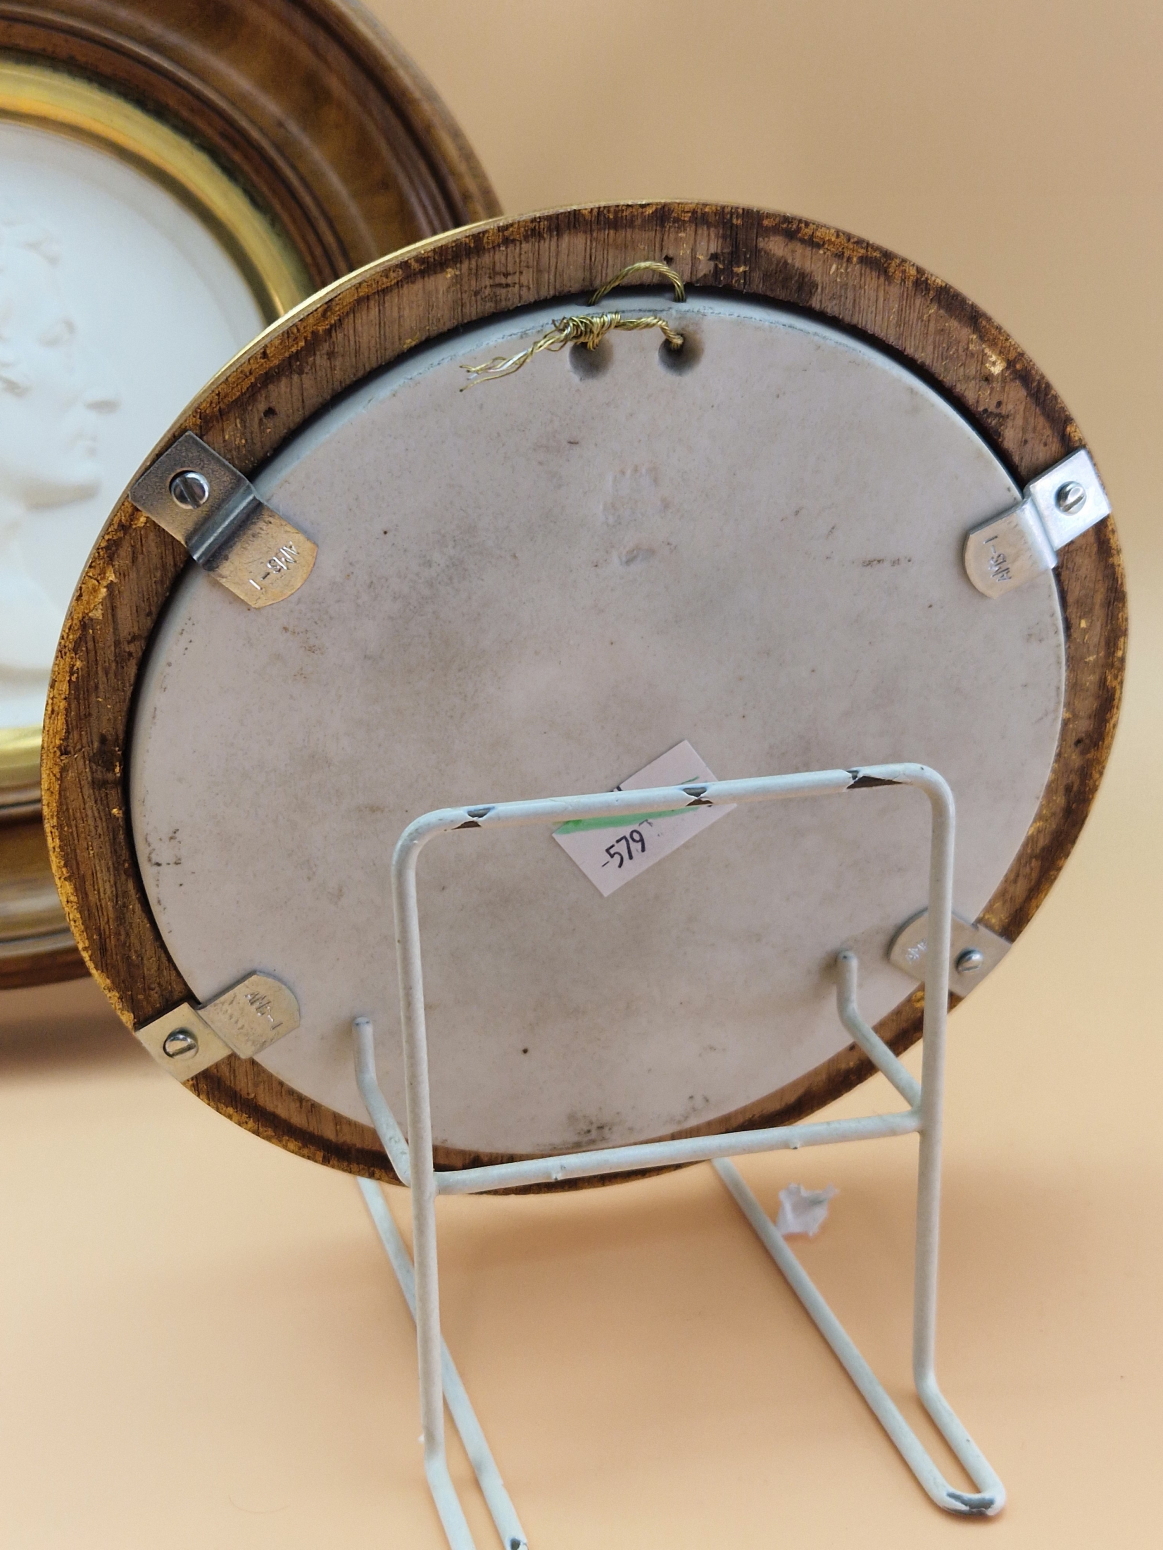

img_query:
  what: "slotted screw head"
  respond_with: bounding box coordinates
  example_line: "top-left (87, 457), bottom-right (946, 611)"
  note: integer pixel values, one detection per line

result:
top-left (162, 1028), bottom-right (199, 1058)
top-left (169, 469), bottom-right (210, 509)
top-left (1054, 480), bottom-right (1087, 516)
top-left (955, 947), bottom-right (985, 975)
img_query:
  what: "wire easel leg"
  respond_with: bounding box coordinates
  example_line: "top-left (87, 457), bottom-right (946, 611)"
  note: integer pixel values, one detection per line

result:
top-left (357, 1177), bottom-right (528, 1550)
top-left (385, 846), bottom-right (527, 1550)
top-left (713, 1160), bottom-right (1002, 1514)
top-left (712, 773), bottom-right (1003, 1514)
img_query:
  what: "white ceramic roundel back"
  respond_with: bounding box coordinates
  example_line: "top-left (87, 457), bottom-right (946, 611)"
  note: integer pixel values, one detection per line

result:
top-left (131, 295), bottom-right (1064, 1156)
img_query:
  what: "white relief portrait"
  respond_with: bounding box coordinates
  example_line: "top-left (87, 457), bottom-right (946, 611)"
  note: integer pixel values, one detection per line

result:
top-left (0, 119), bottom-right (267, 731)
top-left (0, 210), bottom-right (119, 687)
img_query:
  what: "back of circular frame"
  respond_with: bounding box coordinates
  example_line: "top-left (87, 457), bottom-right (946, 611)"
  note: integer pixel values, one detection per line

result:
top-left (43, 203), bottom-right (1126, 1186)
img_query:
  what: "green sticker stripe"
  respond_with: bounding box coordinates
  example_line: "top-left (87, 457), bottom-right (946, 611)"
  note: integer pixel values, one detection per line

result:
top-left (555, 808), bottom-right (691, 835)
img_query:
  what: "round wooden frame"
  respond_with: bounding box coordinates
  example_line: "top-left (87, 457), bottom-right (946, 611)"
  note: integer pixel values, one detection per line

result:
top-left (0, 0), bottom-right (499, 988)
top-left (44, 203), bottom-right (1126, 1185)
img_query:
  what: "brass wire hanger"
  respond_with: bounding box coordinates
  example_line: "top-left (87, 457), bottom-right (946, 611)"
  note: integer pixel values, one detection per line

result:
top-left (461, 260), bottom-right (687, 386)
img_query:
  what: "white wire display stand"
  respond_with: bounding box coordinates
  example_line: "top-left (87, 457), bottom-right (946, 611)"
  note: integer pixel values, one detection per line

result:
top-left (352, 761), bottom-right (1005, 1548)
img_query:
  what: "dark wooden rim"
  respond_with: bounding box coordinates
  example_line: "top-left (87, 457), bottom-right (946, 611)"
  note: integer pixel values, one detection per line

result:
top-left (2, 0), bottom-right (500, 987)
top-left (43, 203), bottom-right (1127, 1187)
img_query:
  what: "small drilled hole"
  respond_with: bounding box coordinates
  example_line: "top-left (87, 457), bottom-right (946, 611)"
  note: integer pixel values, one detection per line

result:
top-left (657, 326), bottom-right (702, 374)
top-left (569, 338), bottom-right (613, 378)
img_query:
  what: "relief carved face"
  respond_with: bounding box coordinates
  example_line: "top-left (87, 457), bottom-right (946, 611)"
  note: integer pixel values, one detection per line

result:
top-left (0, 229), bottom-right (118, 511)
top-left (0, 143), bottom-right (265, 721)
top-left (0, 219), bottom-right (119, 688)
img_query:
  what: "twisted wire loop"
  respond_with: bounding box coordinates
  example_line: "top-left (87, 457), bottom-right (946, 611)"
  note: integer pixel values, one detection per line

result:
top-left (461, 259), bottom-right (687, 387)
top-left (588, 259), bottom-right (686, 305)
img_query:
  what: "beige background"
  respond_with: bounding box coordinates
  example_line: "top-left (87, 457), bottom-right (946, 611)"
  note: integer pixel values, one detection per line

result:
top-left (1, 2), bottom-right (1160, 1544)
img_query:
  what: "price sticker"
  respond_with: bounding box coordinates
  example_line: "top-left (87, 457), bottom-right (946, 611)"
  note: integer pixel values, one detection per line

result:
top-left (553, 740), bottom-right (734, 897)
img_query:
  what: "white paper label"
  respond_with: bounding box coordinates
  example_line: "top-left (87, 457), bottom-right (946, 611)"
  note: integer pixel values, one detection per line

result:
top-left (553, 740), bottom-right (734, 896)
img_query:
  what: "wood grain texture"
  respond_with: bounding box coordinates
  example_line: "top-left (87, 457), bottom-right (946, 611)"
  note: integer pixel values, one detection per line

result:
top-left (2, 0), bottom-right (499, 987)
top-left (0, 819), bottom-right (79, 989)
top-left (0, 940), bottom-right (82, 990)
top-left (43, 203), bottom-right (1127, 1188)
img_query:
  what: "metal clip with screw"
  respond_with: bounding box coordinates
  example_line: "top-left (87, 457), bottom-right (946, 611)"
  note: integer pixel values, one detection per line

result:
top-left (887, 910), bottom-right (1011, 996)
top-left (130, 431), bottom-right (317, 608)
top-left (134, 971), bottom-right (300, 1079)
top-left (963, 448), bottom-right (1110, 599)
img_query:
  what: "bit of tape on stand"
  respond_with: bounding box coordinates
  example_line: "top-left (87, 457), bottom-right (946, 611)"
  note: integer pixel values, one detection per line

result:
top-left (888, 910), bottom-right (1011, 996)
top-left (553, 741), bottom-right (733, 896)
top-left (130, 431), bottom-right (316, 607)
top-left (134, 971), bottom-right (300, 1079)
top-left (776, 1183), bottom-right (838, 1237)
top-left (963, 448), bottom-right (1110, 598)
